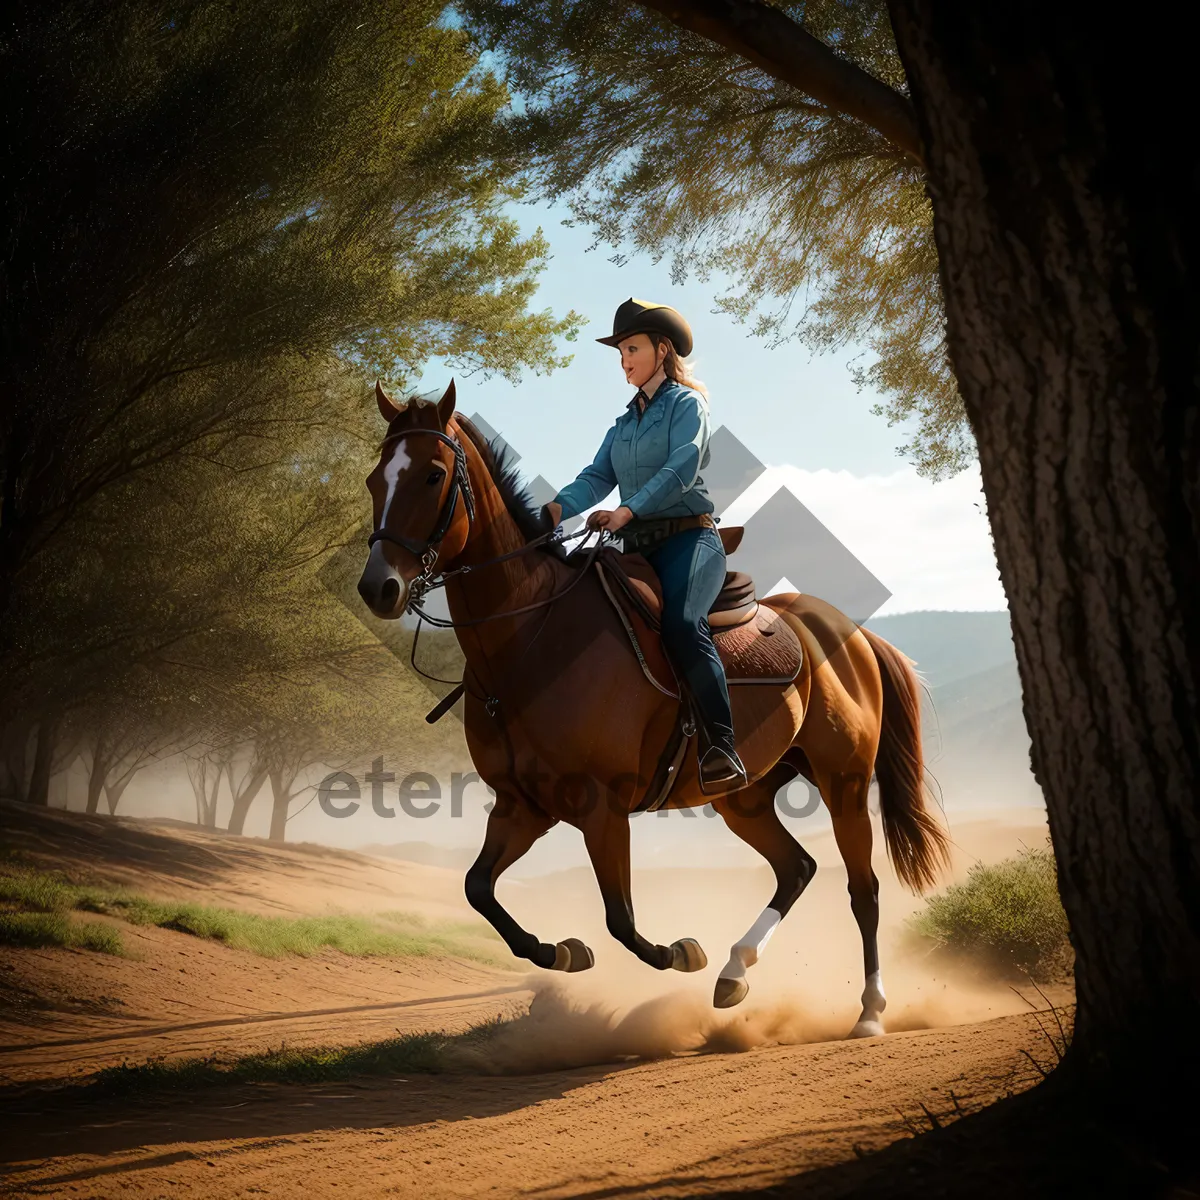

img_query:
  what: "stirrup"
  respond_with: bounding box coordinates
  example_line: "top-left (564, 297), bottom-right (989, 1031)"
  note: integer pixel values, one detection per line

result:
top-left (698, 745), bottom-right (748, 795)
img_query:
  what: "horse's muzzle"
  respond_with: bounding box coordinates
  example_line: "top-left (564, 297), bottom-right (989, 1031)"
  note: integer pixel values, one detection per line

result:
top-left (357, 543), bottom-right (407, 619)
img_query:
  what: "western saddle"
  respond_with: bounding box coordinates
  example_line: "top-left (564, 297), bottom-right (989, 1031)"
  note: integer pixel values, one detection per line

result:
top-left (591, 523), bottom-right (802, 810)
top-left (599, 525), bottom-right (759, 634)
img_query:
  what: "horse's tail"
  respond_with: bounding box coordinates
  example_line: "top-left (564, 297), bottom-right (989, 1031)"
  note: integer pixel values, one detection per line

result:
top-left (860, 627), bottom-right (950, 893)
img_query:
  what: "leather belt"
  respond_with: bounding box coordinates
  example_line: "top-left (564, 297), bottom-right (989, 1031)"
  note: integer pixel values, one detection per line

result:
top-left (621, 512), bottom-right (716, 555)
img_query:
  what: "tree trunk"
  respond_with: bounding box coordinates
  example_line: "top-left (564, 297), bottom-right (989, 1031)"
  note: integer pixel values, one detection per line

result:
top-left (27, 714), bottom-right (60, 807)
top-left (201, 771), bottom-right (220, 828)
top-left (267, 767), bottom-right (292, 843)
top-left (105, 772), bottom-right (138, 815)
top-left (85, 753), bottom-right (107, 815)
top-left (888, 2), bottom-right (1200, 1110)
top-left (227, 768), bottom-right (268, 836)
top-left (0, 721), bottom-right (31, 802)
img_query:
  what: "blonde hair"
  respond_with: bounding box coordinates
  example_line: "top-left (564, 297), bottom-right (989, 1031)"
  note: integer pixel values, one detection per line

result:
top-left (650, 333), bottom-right (708, 398)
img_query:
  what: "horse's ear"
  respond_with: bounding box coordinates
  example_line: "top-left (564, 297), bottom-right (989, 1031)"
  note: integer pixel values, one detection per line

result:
top-left (376, 380), bottom-right (401, 422)
top-left (436, 379), bottom-right (456, 427)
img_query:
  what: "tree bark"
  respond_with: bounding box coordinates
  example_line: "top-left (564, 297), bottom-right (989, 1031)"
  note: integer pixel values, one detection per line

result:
top-left (887, 0), bottom-right (1200, 1112)
top-left (634, 0), bottom-right (924, 165)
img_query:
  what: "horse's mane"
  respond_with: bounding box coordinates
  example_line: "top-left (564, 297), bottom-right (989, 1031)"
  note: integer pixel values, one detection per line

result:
top-left (454, 414), bottom-right (552, 544)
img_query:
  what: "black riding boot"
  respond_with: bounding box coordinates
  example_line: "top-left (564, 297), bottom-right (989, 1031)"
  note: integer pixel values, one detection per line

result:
top-left (696, 721), bottom-right (748, 793)
top-left (680, 664), bottom-right (747, 793)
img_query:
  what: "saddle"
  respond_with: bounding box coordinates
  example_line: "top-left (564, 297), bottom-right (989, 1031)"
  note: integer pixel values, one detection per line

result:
top-left (594, 526), bottom-right (803, 811)
top-left (595, 527), bottom-right (802, 691)
top-left (423, 524), bottom-right (803, 811)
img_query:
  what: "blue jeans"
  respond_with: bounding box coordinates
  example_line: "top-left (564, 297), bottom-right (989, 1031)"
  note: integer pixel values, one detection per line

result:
top-left (644, 526), bottom-right (735, 749)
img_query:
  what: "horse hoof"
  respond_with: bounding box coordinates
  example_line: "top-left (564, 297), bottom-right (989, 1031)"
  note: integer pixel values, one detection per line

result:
top-left (848, 1018), bottom-right (885, 1039)
top-left (670, 938), bottom-right (707, 973)
top-left (713, 977), bottom-right (749, 1009)
top-left (552, 937), bottom-right (595, 973)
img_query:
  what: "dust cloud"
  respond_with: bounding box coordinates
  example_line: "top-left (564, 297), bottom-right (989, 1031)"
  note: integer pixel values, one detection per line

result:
top-left (449, 966), bottom-right (1039, 1076)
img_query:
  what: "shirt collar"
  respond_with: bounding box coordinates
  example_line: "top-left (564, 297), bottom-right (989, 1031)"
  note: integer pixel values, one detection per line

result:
top-left (628, 367), bottom-right (669, 412)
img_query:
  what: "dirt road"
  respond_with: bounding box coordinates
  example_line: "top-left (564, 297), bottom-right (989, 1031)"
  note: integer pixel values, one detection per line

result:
top-left (0, 802), bottom-right (1066, 1197)
top-left (1, 1006), bottom-right (1053, 1199)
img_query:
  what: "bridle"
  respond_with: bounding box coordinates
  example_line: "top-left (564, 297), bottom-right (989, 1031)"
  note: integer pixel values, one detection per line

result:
top-left (366, 425), bottom-right (610, 629)
top-left (365, 422), bottom-right (614, 728)
top-left (367, 427), bottom-right (477, 586)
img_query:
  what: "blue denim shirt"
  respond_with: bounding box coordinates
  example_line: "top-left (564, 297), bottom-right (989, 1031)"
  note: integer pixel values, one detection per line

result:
top-left (552, 379), bottom-right (716, 521)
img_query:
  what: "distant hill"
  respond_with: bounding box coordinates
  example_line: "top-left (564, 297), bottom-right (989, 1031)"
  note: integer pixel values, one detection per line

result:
top-left (866, 611), bottom-right (1040, 809)
top-left (360, 841), bottom-right (479, 870)
top-left (865, 610), bottom-right (1017, 689)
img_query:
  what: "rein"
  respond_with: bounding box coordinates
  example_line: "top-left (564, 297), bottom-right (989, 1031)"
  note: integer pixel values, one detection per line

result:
top-left (404, 525), bottom-right (608, 630)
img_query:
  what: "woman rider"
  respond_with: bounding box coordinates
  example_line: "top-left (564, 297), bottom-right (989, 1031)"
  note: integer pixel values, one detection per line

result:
top-left (542, 298), bottom-right (748, 791)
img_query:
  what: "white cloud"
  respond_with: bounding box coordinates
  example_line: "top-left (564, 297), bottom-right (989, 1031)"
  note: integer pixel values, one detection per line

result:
top-left (720, 463), bottom-right (1007, 615)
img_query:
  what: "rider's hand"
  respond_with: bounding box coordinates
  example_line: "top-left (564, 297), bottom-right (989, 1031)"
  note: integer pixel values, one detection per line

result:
top-left (586, 505), bottom-right (635, 532)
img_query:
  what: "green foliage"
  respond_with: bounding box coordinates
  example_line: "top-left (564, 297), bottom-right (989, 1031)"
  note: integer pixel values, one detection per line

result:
top-left (460, 0), bottom-right (970, 477)
top-left (0, 866), bottom-right (512, 964)
top-left (906, 846), bottom-right (1072, 981)
top-left (0, 911), bottom-right (124, 954)
top-left (0, 0), bottom-right (580, 764)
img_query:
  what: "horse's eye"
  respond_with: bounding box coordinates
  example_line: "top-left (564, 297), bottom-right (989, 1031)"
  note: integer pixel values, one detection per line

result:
top-left (426, 470), bottom-right (443, 486)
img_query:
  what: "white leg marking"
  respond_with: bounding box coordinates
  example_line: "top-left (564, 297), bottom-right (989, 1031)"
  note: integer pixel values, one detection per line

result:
top-left (849, 969), bottom-right (887, 1038)
top-left (863, 969), bottom-right (886, 1013)
top-left (717, 906), bottom-right (782, 983)
top-left (381, 440), bottom-right (412, 526)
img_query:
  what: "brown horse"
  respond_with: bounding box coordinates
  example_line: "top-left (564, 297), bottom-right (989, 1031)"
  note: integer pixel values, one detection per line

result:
top-left (357, 381), bottom-right (949, 1035)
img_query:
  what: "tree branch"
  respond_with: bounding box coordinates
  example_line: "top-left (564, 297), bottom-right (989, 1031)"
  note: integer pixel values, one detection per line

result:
top-left (631, 0), bottom-right (925, 166)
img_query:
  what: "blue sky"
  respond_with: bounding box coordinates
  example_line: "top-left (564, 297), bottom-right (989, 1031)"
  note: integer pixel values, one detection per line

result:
top-left (417, 200), bottom-right (1006, 615)
top-left (431, 201), bottom-right (920, 475)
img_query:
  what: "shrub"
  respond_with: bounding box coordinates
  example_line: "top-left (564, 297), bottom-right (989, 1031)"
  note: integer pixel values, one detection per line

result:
top-left (906, 845), bottom-right (1072, 981)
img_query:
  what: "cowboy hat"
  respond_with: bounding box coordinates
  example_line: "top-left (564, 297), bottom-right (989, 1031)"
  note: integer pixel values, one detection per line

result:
top-left (595, 297), bottom-right (693, 358)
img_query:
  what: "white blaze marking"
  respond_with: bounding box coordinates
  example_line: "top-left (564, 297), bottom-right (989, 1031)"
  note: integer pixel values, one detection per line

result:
top-left (717, 906), bottom-right (782, 982)
top-left (381, 439), bottom-right (412, 526)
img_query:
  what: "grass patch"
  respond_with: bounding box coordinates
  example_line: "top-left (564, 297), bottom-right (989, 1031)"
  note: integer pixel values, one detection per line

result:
top-left (905, 845), bottom-right (1072, 982)
top-left (80, 1018), bottom-right (510, 1100)
top-left (0, 911), bottom-right (123, 954)
top-left (0, 865), bottom-right (511, 965)
top-left (0, 870), bottom-right (80, 913)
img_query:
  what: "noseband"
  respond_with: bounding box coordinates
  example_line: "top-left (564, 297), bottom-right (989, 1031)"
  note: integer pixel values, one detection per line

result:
top-left (367, 428), bottom-right (477, 581)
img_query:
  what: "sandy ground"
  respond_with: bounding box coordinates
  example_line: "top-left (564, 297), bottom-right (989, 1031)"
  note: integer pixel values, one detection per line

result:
top-left (0, 930), bottom-right (526, 1084)
top-left (0, 802), bottom-right (1070, 1198)
top-left (1, 1010), bottom-right (1056, 1199)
